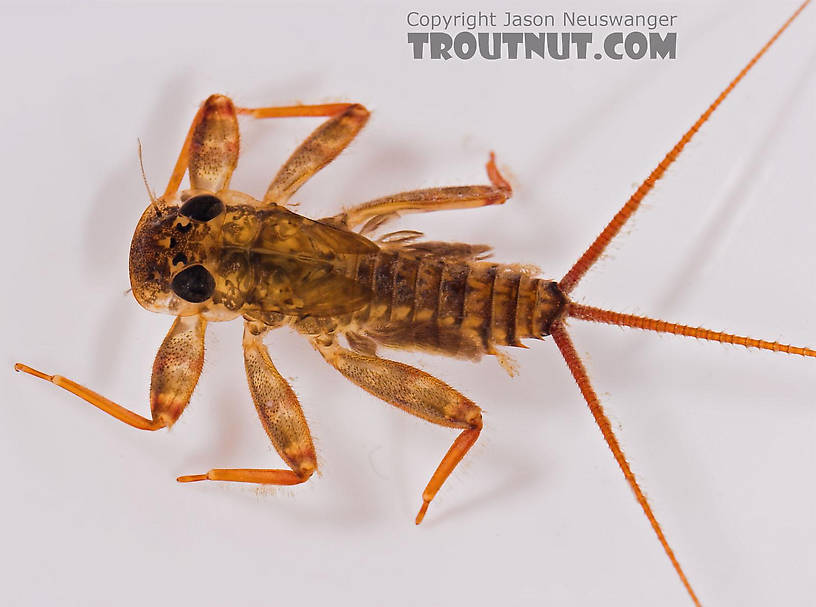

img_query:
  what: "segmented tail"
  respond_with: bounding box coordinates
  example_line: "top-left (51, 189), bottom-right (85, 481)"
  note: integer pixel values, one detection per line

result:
top-left (550, 3), bottom-right (813, 605)
top-left (569, 303), bottom-right (816, 359)
top-left (559, 0), bottom-right (812, 296)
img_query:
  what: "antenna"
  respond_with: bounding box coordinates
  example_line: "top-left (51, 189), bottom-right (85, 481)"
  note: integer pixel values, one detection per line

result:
top-left (137, 138), bottom-right (161, 216)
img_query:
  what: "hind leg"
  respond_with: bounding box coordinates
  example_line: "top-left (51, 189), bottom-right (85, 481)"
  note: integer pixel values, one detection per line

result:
top-left (311, 335), bottom-right (482, 523)
top-left (324, 153), bottom-right (511, 235)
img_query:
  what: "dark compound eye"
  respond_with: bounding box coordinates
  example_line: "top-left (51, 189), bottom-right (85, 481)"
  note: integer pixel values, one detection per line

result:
top-left (172, 264), bottom-right (215, 303)
top-left (179, 194), bottom-right (224, 222)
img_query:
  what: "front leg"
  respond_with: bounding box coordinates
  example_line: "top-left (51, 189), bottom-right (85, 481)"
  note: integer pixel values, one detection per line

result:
top-left (178, 321), bottom-right (316, 485)
top-left (311, 335), bottom-right (482, 524)
top-left (165, 95), bottom-right (240, 196)
top-left (15, 315), bottom-right (206, 431)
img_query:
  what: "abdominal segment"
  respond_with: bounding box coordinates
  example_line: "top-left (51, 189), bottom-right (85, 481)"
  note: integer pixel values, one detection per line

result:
top-left (341, 250), bottom-right (567, 359)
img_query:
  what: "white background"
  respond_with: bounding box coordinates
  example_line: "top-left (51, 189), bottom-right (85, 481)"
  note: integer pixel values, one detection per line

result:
top-left (1, 1), bottom-right (814, 605)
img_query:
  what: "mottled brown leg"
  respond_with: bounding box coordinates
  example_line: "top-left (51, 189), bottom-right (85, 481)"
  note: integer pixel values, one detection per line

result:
top-left (311, 336), bottom-right (482, 523)
top-left (14, 315), bottom-right (206, 431)
top-left (164, 95), bottom-right (240, 196)
top-left (256, 103), bottom-right (370, 205)
top-left (327, 152), bottom-right (512, 235)
top-left (178, 322), bottom-right (316, 485)
top-left (150, 315), bottom-right (207, 427)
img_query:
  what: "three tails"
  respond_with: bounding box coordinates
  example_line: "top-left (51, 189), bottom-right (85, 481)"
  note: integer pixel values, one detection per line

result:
top-left (548, 2), bottom-right (813, 605)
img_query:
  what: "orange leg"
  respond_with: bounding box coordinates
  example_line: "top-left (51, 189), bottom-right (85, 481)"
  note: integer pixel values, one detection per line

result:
top-left (238, 101), bottom-right (372, 205)
top-left (178, 469), bottom-right (306, 484)
top-left (260, 104), bottom-right (370, 205)
top-left (416, 425), bottom-right (482, 524)
top-left (178, 322), bottom-right (316, 486)
top-left (164, 101), bottom-right (206, 197)
top-left (165, 97), bottom-right (367, 199)
top-left (14, 363), bottom-right (163, 431)
top-left (235, 101), bottom-right (371, 205)
top-left (164, 95), bottom-right (240, 196)
top-left (14, 315), bottom-right (206, 431)
top-left (327, 152), bottom-right (512, 235)
top-left (236, 102), bottom-right (358, 119)
top-left (311, 335), bottom-right (482, 524)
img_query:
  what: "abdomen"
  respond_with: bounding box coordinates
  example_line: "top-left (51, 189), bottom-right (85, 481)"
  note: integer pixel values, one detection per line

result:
top-left (347, 250), bottom-right (567, 359)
